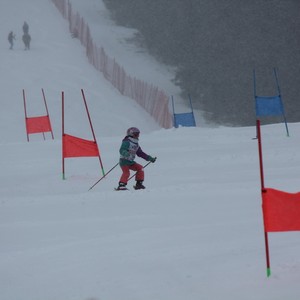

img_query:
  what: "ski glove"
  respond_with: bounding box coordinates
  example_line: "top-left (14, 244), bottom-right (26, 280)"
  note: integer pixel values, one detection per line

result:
top-left (149, 156), bottom-right (157, 163)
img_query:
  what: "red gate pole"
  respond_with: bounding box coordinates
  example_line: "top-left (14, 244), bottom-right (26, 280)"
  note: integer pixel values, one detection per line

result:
top-left (81, 89), bottom-right (105, 176)
top-left (257, 119), bottom-right (271, 277)
top-left (62, 92), bottom-right (66, 180)
top-left (41, 88), bottom-right (54, 139)
top-left (23, 89), bottom-right (30, 142)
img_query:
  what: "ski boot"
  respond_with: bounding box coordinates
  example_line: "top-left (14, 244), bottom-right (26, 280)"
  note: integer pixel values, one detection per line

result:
top-left (134, 180), bottom-right (146, 190)
top-left (115, 182), bottom-right (128, 191)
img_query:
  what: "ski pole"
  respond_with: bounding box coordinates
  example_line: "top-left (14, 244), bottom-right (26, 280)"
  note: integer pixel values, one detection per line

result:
top-left (128, 160), bottom-right (152, 181)
top-left (88, 162), bottom-right (119, 191)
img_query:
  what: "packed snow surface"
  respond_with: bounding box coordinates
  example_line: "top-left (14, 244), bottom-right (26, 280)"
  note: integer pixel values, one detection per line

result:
top-left (1, 1), bottom-right (300, 299)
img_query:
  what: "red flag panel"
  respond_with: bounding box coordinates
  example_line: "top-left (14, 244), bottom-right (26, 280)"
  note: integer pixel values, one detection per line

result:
top-left (26, 116), bottom-right (52, 134)
top-left (262, 188), bottom-right (300, 232)
top-left (63, 134), bottom-right (99, 158)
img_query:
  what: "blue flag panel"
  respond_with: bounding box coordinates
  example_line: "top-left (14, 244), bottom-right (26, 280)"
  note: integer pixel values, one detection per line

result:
top-left (174, 112), bottom-right (196, 128)
top-left (255, 95), bottom-right (284, 117)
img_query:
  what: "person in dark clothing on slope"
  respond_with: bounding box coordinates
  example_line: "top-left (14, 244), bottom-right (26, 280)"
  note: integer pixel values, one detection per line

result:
top-left (22, 32), bottom-right (31, 50)
top-left (117, 127), bottom-right (156, 190)
top-left (22, 21), bottom-right (29, 34)
top-left (8, 31), bottom-right (16, 49)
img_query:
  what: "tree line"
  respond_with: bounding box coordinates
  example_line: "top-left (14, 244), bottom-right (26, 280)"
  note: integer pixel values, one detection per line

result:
top-left (103, 0), bottom-right (300, 126)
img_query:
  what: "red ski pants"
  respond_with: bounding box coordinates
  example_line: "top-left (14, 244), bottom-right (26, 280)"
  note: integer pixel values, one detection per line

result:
top-left (119, 163), bottom-right (144, 184)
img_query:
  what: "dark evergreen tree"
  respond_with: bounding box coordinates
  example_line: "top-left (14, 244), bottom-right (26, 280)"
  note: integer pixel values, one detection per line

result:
top-left (103, 0), bottom-right (300, 125)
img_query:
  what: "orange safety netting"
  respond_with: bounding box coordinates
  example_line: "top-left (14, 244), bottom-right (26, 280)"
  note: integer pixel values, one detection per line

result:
top-left (63, 134), bottom-right (99, 158)
top-left (26, 116), bottom-right (52, 134)
top-left (262, 188), bottom-right (300, 232)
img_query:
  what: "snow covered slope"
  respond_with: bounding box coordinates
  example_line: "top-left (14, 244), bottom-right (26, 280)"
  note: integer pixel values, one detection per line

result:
top-left (1, 1), bottom-right (300, 300)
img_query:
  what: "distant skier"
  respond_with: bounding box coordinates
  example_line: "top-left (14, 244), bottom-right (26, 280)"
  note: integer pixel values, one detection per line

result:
top-left (116, 127), bottom-right (156, 190)
top-left (22, 21), bottom-right (29, 34)
top-left (8, 31), bottom-right (16, 49)
top-left (22, 33), bottom-right (31, 50)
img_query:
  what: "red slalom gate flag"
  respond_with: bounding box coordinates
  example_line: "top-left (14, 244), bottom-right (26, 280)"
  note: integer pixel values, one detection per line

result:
top-left (26, 115), bottom-right (52, 134)
top-left (63, 134), bottom-right (99, 158)
top-left (262, 188), bottom-right (300, 232)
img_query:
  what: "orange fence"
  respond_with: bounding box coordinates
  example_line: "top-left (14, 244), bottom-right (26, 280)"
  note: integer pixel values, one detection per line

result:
top-left (51, 0), bottom-right (173, 128)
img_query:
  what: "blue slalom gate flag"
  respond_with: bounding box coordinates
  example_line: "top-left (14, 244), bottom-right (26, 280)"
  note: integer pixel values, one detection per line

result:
top-left (253, 68), bottom-right (289, 136)
top-left (255, 95), bottom-right (284, 117)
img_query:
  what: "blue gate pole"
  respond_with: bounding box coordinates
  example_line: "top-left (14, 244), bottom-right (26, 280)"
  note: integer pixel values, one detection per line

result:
top-left (171, 95), bottom-right (177, 127)
top-left (188, 94), bottom-right (196, 126)
top-left (273, 68), bottom-right (290, 137)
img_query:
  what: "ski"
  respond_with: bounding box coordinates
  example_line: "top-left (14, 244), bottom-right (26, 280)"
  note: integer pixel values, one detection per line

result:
top-left (114, 186), bottom-right (146, 191)
top-left (114, 187), bottom-right (129, 191)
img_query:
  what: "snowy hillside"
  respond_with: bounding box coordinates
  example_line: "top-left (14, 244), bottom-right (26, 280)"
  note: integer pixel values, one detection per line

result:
top-left (1, 1), bottom-right (300, 300)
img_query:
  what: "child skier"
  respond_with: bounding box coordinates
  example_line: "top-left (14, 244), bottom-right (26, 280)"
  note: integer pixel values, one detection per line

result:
top-left (117, 127), bottom-right (156, 190)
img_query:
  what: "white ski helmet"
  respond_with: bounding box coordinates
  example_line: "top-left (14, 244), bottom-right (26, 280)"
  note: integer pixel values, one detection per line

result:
top-left (127, 127), bottom-right (140, 138)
